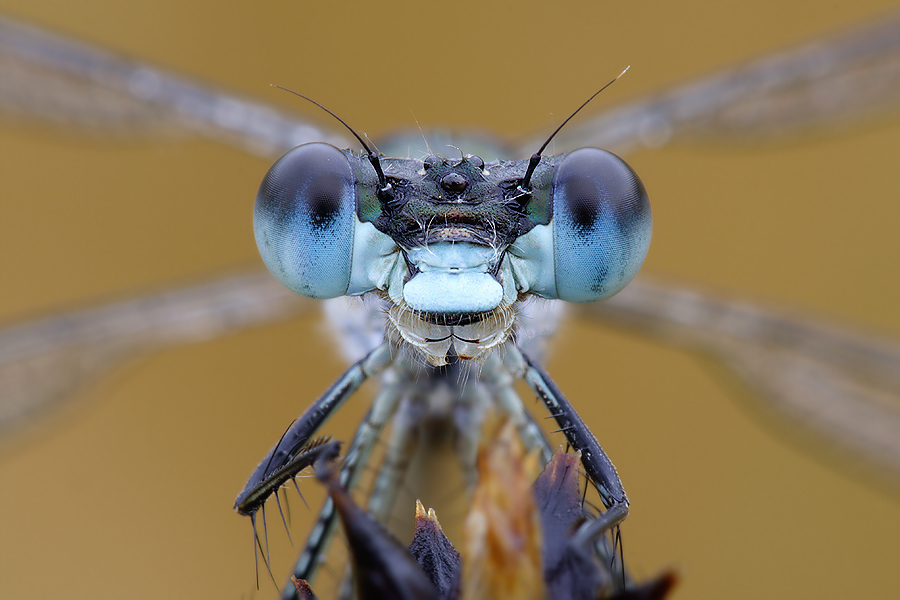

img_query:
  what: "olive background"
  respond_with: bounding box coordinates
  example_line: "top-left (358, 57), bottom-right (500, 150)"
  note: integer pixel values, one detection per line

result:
top-left (1, 1), bottom-right (899, 598)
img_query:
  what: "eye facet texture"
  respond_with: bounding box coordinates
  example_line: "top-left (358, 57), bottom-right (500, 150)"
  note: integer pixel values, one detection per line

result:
top-left (254, 143), bottom-right (356, 298)
top-left (551, 148), bottom-right (652, 303)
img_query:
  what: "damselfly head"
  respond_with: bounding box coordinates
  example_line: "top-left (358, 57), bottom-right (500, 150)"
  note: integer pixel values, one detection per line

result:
top-left (254, 86), bottom-right (651, 366)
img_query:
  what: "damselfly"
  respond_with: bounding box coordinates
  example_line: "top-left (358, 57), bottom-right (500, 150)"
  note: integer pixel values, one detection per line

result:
top-left (1, 3), bottom-right (900, 599)
top-left (233, 73), bottom-right (651, 597)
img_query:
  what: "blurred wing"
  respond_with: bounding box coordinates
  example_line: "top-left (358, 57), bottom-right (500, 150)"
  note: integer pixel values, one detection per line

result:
top-left (583, 277), bottom-right (900, 487)
top-left (0, 272), bottom-right (311, 437)
top-left (0, 16), bottom-right (338, 437)
top-left (0, 16), bottom-right (349, 157)
top-left (520, 13), bottom-right (900, 156)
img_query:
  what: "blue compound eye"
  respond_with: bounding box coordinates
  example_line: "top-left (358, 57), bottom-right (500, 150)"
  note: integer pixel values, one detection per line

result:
top-left (254, 143), bottom-right (356, 299)
top-left (552, 148), bottom-right (652, 302)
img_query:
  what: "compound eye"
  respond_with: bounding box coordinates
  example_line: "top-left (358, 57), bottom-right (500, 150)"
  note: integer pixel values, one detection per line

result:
top-left (254, 143), bottom-right (356, 298)
top-left (553, 148), bottom-right (652, 302)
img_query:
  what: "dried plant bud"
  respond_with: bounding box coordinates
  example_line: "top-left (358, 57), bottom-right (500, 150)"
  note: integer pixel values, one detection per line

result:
top-left (461, 421), bottom-right (546, 600)
top-left (409, 500), bottom-right (461, 599)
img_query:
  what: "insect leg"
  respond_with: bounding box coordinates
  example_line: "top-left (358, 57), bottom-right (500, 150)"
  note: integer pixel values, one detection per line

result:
top-left (452, 380), bottom-right (492, 490)
top-left (481, 351), bottom-right (554, 465)
top-left (504, 343), bottom-right (629, 532)
top-left (235, 341), bottom-right (393, 515)
top-left (320, 395), bottom-right (425, 600)
top-left (287, 379), bottom-right (403, 592)
top-left (323, 404), bottom-right (425, 600)
top-left (365, 394), bottom-right (425, 524)
top-left (488, 347), bottom-right (632, 584)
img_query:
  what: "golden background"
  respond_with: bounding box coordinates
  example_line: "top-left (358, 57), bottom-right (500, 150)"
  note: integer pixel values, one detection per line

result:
top-left (1, 1), bottom-right (899, 598)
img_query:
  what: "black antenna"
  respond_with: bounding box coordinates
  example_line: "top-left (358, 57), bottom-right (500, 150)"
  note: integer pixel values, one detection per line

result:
top-left (519, 66), bottom-right (630, 191)
top-left (272, 85), bottom-right (393, 198)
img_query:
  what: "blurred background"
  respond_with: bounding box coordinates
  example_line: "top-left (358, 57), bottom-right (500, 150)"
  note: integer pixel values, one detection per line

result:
top-left (1, 1), bottom-right (899, 598)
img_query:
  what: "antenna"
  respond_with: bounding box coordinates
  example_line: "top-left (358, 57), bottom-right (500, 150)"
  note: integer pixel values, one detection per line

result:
top-left (271, 85), bottom-right (393, 199)
top-left (519, 66), bottom-right (630, 192)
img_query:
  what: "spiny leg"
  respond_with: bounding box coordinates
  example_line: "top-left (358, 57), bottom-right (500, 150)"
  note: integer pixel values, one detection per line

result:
top-left (241, 439), bottom-right (341, 589)
top-left (503, 342), bottom-right (629, 533)
top-left (572, 486), bottom-right (634, 592)
top-left (236, 342), bottom-right (394, 517)
top-left (490, 345), bottom-right (631, 588)
top-left (234, 342), bottom-right (393, 598)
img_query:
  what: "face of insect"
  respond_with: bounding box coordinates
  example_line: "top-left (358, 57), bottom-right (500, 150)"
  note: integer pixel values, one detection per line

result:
top-left (254, 143), bottom-right (651, 364)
